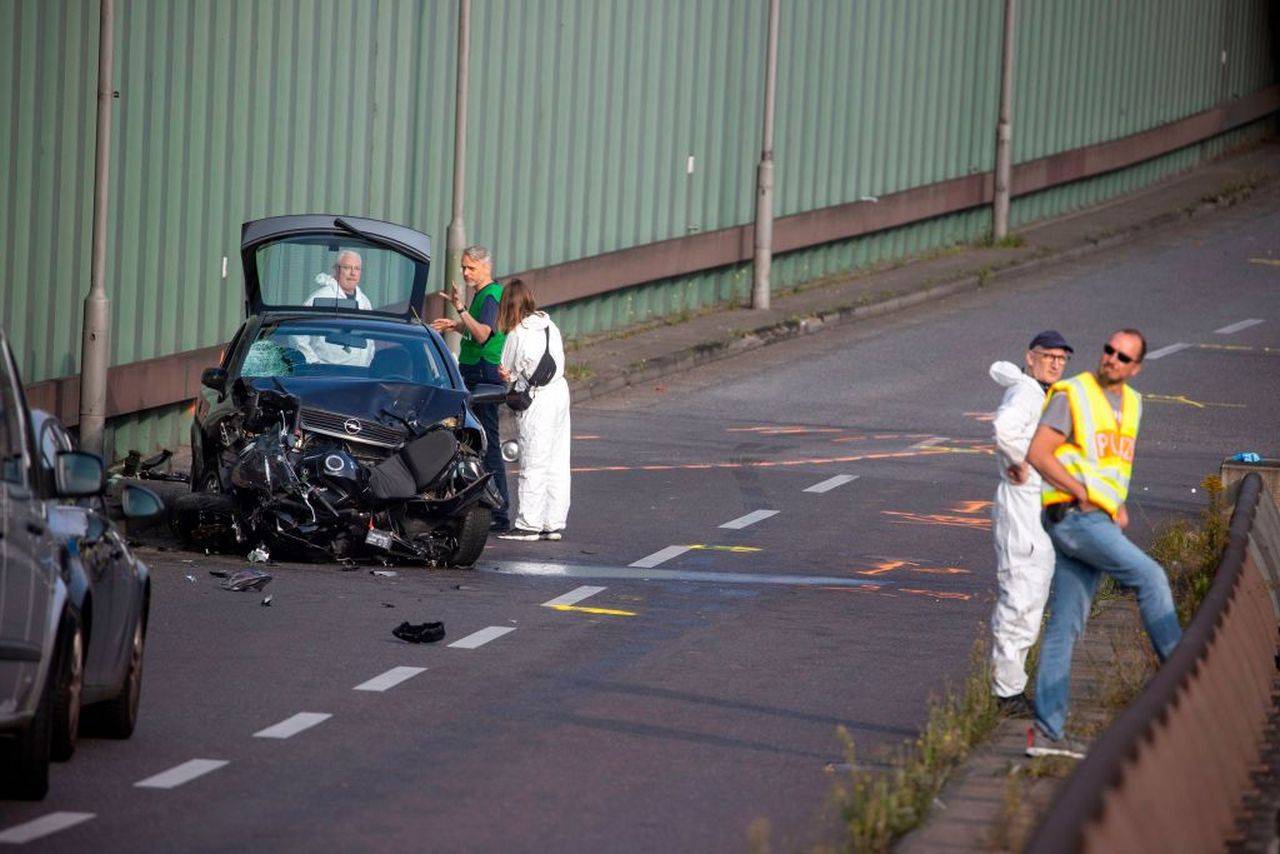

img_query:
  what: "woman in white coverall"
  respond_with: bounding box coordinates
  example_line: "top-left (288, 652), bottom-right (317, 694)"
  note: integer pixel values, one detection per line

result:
top-left (496, 279), bottom-right (571, 541)
top-left (989, 330), bottom-right (1073, 714)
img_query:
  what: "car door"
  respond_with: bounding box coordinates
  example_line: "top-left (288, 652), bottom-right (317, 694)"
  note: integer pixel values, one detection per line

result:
top-left (0, 343), bottom-right (49, 717)
top-left (79, 506), bottom-right (132, 692)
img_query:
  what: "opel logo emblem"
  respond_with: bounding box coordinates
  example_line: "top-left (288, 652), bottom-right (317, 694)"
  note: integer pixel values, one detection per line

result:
top-left (343, 419), bottom-right (362, 435)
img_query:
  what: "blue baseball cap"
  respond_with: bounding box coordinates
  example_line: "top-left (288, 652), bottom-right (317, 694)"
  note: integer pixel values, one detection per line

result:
top-left (1028, 330), bottom-right (1073, 353)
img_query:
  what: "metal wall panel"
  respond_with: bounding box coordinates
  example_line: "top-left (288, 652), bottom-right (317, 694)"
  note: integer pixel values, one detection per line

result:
top-left (0, 1), bottom-right (1275, 458)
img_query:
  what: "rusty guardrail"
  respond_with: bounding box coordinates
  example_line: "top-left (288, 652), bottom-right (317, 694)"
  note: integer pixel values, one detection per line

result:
top-left (1028, 471), bottom-right (1280, 852)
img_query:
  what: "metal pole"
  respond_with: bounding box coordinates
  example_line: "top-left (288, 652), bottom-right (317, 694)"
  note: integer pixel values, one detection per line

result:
top-left (751, 0), bottom-right (780, 310)
top-left (992, 0), bottom-right (1016, 241)
top-left (79, 0), bottom-right (114, 456)
top-left (443, 0), bottom-right (470, 355)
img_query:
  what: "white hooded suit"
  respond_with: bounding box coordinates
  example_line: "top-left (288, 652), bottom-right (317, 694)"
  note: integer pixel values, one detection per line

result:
top-left (501, 312), bottom-right (571, 533)
top-left (989, 360), bottom-right (1055, 698)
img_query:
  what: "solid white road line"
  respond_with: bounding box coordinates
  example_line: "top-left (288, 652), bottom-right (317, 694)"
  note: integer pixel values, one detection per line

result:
top-left (1215, 318), bottom-right (1264, 334)
top-left (1146, 342), bottom-right (1190, 360)
top-left (542, 585), bottom-right (606, 607)
top-left (629, 545), bottom-right (691, 568)
top-left (720, 509), bottom-right (779, 529)
top-left (448, 626), bottom-right (516, 649)
top-left (253, 712), bottom-right (332, 739)
top-left (135, 759), bottom-right (228, 789)
top-left (0, 812), bottom-right (95, 844)
top-left (354, 666), bottom-right (427, 692)
top-left (803, 474), bottom-right (859, 493)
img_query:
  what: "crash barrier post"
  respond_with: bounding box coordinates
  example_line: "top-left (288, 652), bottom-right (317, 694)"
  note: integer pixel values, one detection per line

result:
top-left (1027, 472), bottom-right (1280, 852)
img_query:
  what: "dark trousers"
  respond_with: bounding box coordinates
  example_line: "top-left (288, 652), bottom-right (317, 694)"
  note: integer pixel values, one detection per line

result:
top-left (460, 362), bottom-right (509, 526)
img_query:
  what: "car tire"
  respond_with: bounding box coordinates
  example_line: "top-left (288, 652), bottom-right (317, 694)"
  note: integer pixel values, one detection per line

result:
top-left (90, 616), bottom-right (145, 739)
top-left (50, 617), bottom-right (84, 761)
top-left (448, 506), bottom-right (490, 568)
top-left (171, 491), bottom-right (237, 550)
top-left (0, 650), bottom-right (56, 800)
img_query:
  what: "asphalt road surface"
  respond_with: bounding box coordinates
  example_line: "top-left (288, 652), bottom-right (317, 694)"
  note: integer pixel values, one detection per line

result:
top-left (3, 187), bottom-right (1278, 851)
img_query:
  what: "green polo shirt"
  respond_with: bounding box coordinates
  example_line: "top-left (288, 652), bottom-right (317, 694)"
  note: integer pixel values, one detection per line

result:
top-left (458, 281), bottom-right (506, 366)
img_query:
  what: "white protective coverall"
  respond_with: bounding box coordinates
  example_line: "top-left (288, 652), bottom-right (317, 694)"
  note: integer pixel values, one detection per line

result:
top-left (988, 360), bottom-right (1056, 698)
top-left (292, 274), bottom-right (375, 367)
top-left (500, 311), bottom-right (571, 534)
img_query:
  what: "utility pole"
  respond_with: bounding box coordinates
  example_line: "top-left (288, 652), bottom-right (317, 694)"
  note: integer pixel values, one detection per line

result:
top-left (444, 0), bottom-right (471, 355)
top-left (79, 0), bottom-right (115, 456)
top-left (992, 0), bottom-right (1016, 241)
top-left (751, 0), bottom-right (780, 310)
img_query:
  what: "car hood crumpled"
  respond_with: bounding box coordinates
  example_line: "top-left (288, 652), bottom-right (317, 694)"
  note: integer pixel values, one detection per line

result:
top-left (244, 376), bottom-right (468, 429)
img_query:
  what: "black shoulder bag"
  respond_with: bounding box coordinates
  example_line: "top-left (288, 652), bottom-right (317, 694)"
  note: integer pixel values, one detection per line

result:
top-left (505, 327), bottom-right (556, 411)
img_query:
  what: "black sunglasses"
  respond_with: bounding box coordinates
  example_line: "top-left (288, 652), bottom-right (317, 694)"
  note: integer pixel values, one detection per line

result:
top-left (1103, 343), bottom-right (1137, 364)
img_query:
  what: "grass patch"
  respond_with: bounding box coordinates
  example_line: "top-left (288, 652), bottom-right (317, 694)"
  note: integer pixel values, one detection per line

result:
top-left (1150, 474), bottom-right (1228, 626)
top-left (976, 233), bottom-right (1027, 249)
top-left (829, 638), bottom-right (999, 852)
top-left (563, 362), bottom-right (595, 383)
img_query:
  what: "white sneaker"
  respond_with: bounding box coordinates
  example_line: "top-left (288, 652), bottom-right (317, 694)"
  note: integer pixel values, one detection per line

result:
top-left (540, 530), bottom-right (563, 541)
top-left (1025, 727), bottom-right (1086, 759)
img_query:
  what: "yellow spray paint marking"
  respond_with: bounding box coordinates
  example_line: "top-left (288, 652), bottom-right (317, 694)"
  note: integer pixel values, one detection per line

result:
top-left (855, 558), bottom-right (970, 576)
top-left (963, 411), bottom-right (996, 422)
top-left (573, 434), bottom-right (603, 440)
top-left (686, 544), bottom-right (763, 554)
top-left (727, 426), bottom-right (845, 435)
top-left (572, 447), bottom-right (949, 474)
top-left (951, 500), bottom-right (992, 514)
top-left (1145, 393), bottom-right (1245, 410)
top-left (901, 588), bottom-right (972, 601)
top-left (1248, 257), bottom-right (1280, 267)
top-left (1193, 343), bottom-right (1280, 355)
top-left (546, 604), bottom-right (637, 617)
top-left (882, 511), bottom-right (992, 531)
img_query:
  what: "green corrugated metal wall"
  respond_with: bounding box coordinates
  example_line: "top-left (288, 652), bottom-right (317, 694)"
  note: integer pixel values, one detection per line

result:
top-left (0, 0), bottom-right (1275, 458)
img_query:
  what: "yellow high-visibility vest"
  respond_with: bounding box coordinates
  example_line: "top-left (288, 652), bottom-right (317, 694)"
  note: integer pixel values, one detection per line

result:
top-left (1041, 372), bottom-right (1142, 519)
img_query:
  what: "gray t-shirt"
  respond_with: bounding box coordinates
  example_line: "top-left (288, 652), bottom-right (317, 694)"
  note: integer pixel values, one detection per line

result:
top-left (1040, 385), bottom-right (1124, 443)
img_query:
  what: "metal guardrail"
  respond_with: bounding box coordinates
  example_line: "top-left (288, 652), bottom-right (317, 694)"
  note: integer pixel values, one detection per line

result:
top-left (1028, 472), bottom-right (1280, 852)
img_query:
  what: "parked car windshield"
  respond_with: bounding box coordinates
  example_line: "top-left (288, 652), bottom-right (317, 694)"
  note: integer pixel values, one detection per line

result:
top-left (253, 235), bottom-right (423, 315)
top-left (240, 318), bottom-right (452, 387)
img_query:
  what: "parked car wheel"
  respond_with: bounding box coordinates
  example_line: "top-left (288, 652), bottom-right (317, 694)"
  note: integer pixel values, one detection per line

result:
top-left (50, 617), bottom-right (84, 761)
top-left (0, 652), bottom-right (56, 800)
top-left (448, 506), bottom-right (490, 567)
top-left (91, 616), bottom-right (145, 739)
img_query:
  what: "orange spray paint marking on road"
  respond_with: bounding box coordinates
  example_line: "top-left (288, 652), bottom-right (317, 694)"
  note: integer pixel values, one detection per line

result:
top-left (857, 559), bottom-right (910, 576)
top-left (964, 411), bottom-right (996, 422)
top-left (901, 588), bottom-right (972, 601)
top-left (881, 511), bottom-right (992, 531)
top-left (571, 448), bottom-right (950, 474)
top-left (855, 559), bottom-right (970, 576)
top-left (574, 435), bottom-right (603, 440)
top-left (951, 500), bottom-right (992, 514)
top-left (727, 425), bottom-right (845, 435)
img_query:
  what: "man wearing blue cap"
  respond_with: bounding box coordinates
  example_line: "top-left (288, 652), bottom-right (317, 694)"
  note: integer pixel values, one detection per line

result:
top-left (987, 330), bottom-right (1073, 718)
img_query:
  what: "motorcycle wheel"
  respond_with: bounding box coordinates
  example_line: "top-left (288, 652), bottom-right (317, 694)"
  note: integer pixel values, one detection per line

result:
top-left (448, 505), bottom-right (491, 568)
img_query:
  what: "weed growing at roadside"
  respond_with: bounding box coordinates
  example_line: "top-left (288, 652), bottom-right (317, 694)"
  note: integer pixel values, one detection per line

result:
top-left (830, 638), bottom-right (999, 852)
top-left (1150, 474), bottom-right (1228, 625)
top-left (563, 362), bottom-right (595, 383)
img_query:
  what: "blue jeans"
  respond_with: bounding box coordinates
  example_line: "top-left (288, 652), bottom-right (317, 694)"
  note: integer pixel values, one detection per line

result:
top-left (460, 362), bottom-right (509, 526)
top-left (1033, 509), bottom-right (1182, 741)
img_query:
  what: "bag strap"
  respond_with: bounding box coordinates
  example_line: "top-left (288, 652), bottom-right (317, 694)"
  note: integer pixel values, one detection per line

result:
top-left (517, 324), bottom-right (553, 384)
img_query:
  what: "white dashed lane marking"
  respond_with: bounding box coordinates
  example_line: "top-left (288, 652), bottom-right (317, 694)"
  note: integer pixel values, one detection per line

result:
top-left (629, 545), bottom-right (691, 568)
top-left (0, 812), bottom-right (95, 844)
top-left (1146, 342), bottom-right (1190, 360)
top-left (253, 712), bottom-right (332, 739)
top-left (448, 626), bottom-right (516, 649)
top-left (135, 759), bottom-right (229, 789)
top-left (542, 585), bottom-right (606, 607)
top-left (720, 510), bottom-right (779, 529)
top-left (354, 666), bottom-right (427, 692)
top-left (803, 474), bottom-right (859, 493)
top-left (1215, 318), bottom-right (1264, 334)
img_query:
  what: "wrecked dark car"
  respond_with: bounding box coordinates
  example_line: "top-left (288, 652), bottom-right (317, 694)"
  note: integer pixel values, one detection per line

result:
top-left (179, 215), bottom-right (505, 567)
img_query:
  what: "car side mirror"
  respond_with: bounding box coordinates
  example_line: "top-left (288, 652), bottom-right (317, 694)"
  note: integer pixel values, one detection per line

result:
top-left (122, 484), bottom-right (164, 519)
top-left (470, 383), bottom-right (508, 405)
top-left (202, 366), bottom-right (228, 393)
top-left (55, 451), bottom-right (105, 497)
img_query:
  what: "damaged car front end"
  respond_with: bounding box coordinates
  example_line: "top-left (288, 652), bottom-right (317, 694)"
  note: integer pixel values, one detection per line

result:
top-left (179, 215), bottom-right (505, 566)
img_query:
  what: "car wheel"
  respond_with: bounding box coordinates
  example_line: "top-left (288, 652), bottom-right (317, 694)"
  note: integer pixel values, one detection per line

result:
top-left (447, 506), bottom-right (490, 567)
top-left (50, 618), bottom-right (84, 761)
top-left (0, 651), bottom-right (56, 799)
top-left (196, 465), bottom-right (221, 493)
top-left (91, 616), bottom-right (145, 739)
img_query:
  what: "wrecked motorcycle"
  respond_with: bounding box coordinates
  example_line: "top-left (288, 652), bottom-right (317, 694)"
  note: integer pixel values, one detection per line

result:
top-left (178, 380), bottom-right (503, 566)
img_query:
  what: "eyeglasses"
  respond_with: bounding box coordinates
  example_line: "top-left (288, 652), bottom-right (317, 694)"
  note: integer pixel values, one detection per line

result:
top-left (1032, 349), bottom-right (1070, 364)
top-left (336, 264), bottom-right (362, 273)
top-left (1103, 343), bottom-right (1137, 364)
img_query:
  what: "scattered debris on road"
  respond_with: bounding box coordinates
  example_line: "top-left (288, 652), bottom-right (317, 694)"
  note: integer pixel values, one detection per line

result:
top-left (392, 621), bottom-right (445, 643)
top-left (184, 575), bottom-right (196, 583)
top-left (208, 568), bottom-right (230, 578)
top-left (261, 595), bottom-right (273, 607)
top-left (247, 545), bottom-right (271, 563)
top-left (221, 568), bottom-right (273, 592)
top-left (370, 569), bottom-right (398, 578)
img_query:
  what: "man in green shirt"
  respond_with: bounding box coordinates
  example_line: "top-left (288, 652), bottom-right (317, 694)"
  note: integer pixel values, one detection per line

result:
top-left (431, 245), bottom-right (509, 530)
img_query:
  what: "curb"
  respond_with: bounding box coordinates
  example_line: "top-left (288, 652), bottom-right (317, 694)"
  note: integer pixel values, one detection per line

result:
top-left (566, 176), bottom-right (1275, 406)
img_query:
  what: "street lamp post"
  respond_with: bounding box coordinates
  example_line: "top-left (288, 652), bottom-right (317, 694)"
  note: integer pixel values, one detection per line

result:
top-left (992, 0), bottom-right (1016, 241)
top-left (444, 0), bottom-right (471, 355)
top-left (751, 0), bottom-right (780, 311)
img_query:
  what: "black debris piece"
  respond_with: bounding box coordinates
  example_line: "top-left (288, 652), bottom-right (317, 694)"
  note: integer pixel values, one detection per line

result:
top-left (222, 568), bottom-right (273, 592)
top-left (392, 621), bottom-right (445, 644)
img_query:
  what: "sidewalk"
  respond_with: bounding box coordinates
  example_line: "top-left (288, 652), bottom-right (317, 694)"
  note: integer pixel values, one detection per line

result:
top-left (560, 140), bottom-right (1280, 406)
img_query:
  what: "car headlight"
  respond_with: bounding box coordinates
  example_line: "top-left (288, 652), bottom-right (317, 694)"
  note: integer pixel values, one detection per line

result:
top-left (436, 416), bottom-right (459, 429)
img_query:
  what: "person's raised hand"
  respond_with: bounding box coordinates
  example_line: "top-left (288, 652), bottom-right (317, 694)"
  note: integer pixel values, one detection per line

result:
top-left (430, 317), bottom-right (456, 333)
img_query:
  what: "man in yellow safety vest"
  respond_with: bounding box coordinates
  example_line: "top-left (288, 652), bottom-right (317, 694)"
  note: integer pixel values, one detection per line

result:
top-left (1023, 329), bottom-right (1182, 759)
